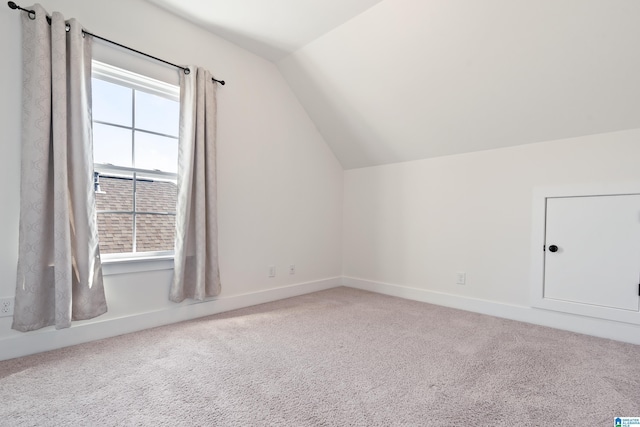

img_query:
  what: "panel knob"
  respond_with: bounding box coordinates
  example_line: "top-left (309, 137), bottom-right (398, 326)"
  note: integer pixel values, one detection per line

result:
top-left (548, 245), bottom-right (559, 253)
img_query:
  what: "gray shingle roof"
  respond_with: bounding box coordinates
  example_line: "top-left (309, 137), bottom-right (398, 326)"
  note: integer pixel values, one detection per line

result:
top-left (95, 175), bottom-right (176, 254)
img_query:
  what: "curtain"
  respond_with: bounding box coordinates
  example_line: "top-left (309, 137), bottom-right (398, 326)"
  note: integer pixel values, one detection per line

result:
top-left (170, 67), bottom-right (221, 302)
top-left (12, 5), bottom-right (107, 332)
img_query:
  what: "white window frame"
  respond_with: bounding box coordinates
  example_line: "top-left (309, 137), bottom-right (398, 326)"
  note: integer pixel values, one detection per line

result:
top-left (92, 61), bottom-right (180, 274)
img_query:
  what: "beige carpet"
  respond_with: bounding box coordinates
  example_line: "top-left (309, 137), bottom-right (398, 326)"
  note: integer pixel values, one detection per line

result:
top-left (1, 287), bottom-right (639, 426)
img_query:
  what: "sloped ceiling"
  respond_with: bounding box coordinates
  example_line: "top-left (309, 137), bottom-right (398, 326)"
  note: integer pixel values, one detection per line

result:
top-left (150, 0), bottom-right (640, 169)
top-left (145, 0), bottom-right (385, 61)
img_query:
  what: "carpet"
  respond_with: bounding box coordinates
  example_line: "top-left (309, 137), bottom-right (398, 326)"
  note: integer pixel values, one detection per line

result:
top-left (1, 287), bottom-right (639, 426)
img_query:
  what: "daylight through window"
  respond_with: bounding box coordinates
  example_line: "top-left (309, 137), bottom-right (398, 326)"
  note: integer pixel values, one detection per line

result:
top-left (92, 62), bottom-right (180, 257)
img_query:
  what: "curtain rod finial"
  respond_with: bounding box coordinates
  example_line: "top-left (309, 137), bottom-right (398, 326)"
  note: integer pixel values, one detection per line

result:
top-left (7, 1), bottom-right (35, 19)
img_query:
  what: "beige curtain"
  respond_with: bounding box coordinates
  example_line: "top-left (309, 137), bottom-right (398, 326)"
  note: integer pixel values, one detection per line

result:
top-left (170, 67), bottom-right (221, 302)
top-left (13, 5), bottom-right (107, 332)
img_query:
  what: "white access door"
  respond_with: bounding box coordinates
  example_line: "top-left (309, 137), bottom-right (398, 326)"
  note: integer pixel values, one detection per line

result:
top-left (544, 195), bottom-right (640, 312)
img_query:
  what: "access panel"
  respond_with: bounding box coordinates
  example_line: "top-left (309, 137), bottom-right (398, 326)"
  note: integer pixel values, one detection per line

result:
top-left (544, 195), bottom-right (640, 312)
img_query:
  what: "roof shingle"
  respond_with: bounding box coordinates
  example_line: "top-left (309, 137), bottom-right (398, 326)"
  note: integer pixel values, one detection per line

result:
top-left (95, 175), bottom-right (177, 254)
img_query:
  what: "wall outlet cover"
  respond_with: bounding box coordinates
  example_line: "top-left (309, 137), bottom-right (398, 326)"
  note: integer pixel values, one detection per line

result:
top-left (0, 298), bottom-right (14, 317)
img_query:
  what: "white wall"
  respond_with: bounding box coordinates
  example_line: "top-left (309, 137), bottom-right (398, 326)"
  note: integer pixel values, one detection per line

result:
top-left (343, 129), bottom-right (640, 341)
top-left (0, 0), bottom-right (343, 360)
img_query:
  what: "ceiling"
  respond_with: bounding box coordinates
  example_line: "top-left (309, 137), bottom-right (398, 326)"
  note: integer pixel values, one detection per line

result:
top-left (149, 0), bottom-right (640, 169)
top-left (145, 0), bottom-right (385, 61)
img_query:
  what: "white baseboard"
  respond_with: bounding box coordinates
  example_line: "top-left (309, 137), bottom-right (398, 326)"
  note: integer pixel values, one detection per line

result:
top-left (4, 275), bottom-right (637, 361)
top-left (343, 277), bottom-right (640, 345)
top-left (0, 277), bottom-right (342, 361)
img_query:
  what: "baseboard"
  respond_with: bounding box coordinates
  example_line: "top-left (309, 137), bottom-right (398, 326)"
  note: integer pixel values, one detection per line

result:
top-left (343, 277), bottom-right (640, 345)
top-left (0, 277), bottom-right (342, 361)
top-left (4, 275), bottom-right (637, 361)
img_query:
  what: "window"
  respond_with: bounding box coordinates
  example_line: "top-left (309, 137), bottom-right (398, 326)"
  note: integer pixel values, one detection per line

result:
top-left (91, 62), bottom-right (180, 259)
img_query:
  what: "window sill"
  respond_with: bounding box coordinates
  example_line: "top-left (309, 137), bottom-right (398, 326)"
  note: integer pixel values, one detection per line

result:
top-left (101, 255), bottom-right (174, 276)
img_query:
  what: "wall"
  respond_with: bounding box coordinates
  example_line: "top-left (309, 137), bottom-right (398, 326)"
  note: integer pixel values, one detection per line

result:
top-left (343, 129), bottom-right (640, 343)
top-left (0, 0), bottom-right (343, 360)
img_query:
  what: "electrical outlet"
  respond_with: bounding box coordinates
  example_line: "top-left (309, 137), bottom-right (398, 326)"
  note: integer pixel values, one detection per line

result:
top-left (0, 297), bottom-right (14, 317)
top-left (289, 264), bottom-right (295, 275)
top-left (268, 265), bottom-right (276, 278)
top-left (456, 272), bottom-right (466, 285)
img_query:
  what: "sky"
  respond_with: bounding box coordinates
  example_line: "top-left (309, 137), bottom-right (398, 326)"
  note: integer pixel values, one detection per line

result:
top-left (91, 78), bottom-right (180, 174)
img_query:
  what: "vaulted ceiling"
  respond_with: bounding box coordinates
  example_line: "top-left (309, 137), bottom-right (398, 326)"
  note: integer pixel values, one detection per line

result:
top-left (146, 0), bottom-right (385, 61)
top-left (148, 0), bottom-right (640, 169)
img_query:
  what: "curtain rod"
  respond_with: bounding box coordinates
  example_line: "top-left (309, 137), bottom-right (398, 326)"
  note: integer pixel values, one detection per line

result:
top-left (7, 1), bottom-right (226, 85)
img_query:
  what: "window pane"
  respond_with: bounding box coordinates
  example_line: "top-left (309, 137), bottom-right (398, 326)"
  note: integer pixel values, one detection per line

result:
top-left (134, 131), bottom-right (178, 173)
top-left (93, 123), bottom-right (132, 167)
top-left (95, 174), bottom-right (133, 211)
top-left (136, 214), bottom-right (175, 252)
top-left (97, 213), bottom-right (133, 254)
top-left (135, 90), bottom-right (179, 137)
top-left (135, 176), bottom-right (177, 213)
top-left (92, 78), bottom-right (132, 127)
